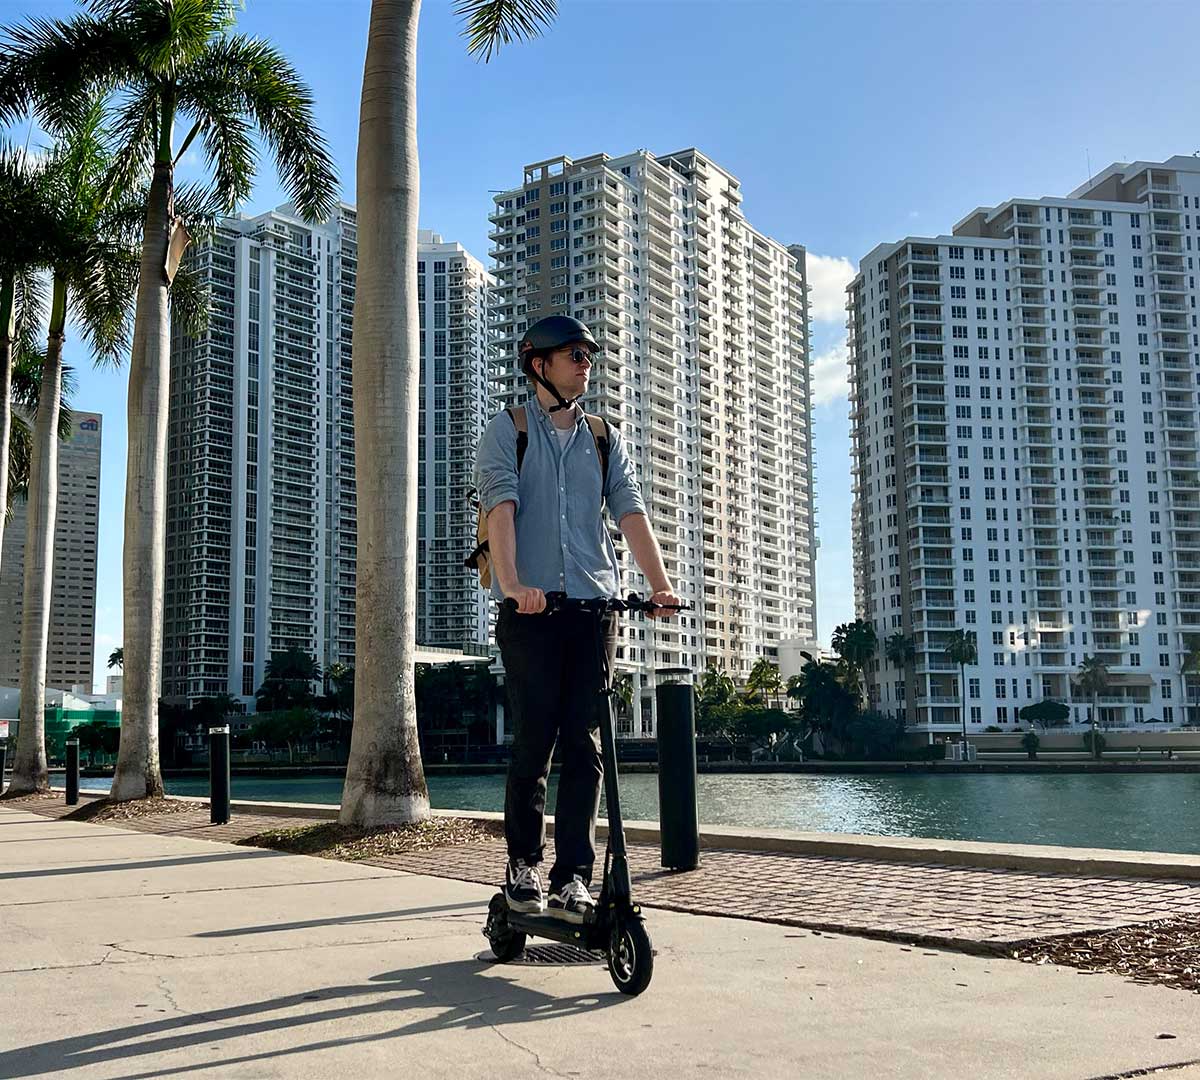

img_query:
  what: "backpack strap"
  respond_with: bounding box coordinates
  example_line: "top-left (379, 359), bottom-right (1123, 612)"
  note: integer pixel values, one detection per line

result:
top-left (507, 405), bottom-right (528, 473)
top-left (584, 414), bottom-right (610, 492)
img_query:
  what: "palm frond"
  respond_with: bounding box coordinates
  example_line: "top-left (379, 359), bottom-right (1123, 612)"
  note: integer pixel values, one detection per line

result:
top-left (0, 13), bottom-right (139, 132)
top-left (454, 0), bottom-right (558, 62)
top-left (6, 411), bottom-right (31, 516)
top-left (74, 240), bottom-right (139, 366)
top-left (172, 181), bottom-right (225, 240)
top-left (182, 34), bottom-right (338, 221)
top-left (103, 84), bottom-right (158, 198)
top-left (13, 268), bottom-right (49, 356)
top-left (179, 87), bottom-right (259, 211)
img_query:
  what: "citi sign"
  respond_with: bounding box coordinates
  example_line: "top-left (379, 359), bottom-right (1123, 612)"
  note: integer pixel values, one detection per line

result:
top-left (79, 419), bottom-right (99, 432)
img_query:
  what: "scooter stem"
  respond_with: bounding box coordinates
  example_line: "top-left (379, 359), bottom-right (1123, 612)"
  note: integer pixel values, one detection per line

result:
top-left (594, 608), bottom-right (632, 904)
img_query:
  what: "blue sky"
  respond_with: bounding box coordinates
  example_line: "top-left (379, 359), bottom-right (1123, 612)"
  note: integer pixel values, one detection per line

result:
top-left (16, 0), bottom-right (1200, 689)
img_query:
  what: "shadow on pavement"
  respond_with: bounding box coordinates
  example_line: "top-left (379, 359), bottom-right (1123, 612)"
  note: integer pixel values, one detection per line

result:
top-left (0, 849), bottom-right (284, 882)
top-left (0, 958), bottom-right (625, 1079)
top-left (194, 900), bottom-right (488, 938)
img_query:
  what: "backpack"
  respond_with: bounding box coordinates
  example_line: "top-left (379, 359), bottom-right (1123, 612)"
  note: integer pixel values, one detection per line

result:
top-left (465, 405), bottom-right (610, 589)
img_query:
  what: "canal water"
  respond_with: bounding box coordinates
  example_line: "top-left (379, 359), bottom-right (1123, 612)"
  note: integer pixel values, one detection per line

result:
top-left (80, 770), bottom-right (1200, 855)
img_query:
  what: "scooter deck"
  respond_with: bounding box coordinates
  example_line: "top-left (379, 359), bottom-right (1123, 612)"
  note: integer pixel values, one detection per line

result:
top-left (507, 908), bottom-right (606, 950)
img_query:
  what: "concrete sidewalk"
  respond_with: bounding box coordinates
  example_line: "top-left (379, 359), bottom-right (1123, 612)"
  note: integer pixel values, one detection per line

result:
top-left (1, 805), bottom-right (1198, 1080)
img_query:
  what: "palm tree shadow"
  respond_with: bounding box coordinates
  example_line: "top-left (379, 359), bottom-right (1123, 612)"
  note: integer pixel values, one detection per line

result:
top-left (0, 957), bottom-right (625, 1080)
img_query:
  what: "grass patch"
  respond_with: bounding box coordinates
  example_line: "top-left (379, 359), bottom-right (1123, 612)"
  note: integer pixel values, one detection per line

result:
top-left (239, 817), bottom-right (503, 862)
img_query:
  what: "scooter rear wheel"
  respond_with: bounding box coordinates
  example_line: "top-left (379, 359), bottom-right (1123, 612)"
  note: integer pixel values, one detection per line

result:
top-left (608, 917), bottom-right (653, 996)
top-left (485, 892), bottom-right (527, 962)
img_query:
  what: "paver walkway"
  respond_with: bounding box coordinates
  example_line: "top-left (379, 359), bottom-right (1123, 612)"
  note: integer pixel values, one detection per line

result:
top-left (17, 796), bottom-right (1200, 954)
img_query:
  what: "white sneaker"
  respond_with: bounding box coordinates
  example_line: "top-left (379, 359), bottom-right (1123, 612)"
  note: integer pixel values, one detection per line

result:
top-left (505, 859), bottom-right (545, 913)
top-left (547, 876), bottom-right (595, 924)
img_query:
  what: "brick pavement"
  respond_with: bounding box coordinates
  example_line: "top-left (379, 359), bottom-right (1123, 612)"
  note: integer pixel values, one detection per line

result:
top-left (15, 795), bottom-right (1200, 956)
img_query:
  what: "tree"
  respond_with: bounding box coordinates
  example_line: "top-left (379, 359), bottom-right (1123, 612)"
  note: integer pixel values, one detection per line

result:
top-left (6, 108), bottom-right (139, 796)
top-left (944, 629), bottom-right (977, 757)
top-left (1179, 638), bottom-right (1200, 725)
top-left (1, 0), bottom-right (339, 802)
top-left (107, 646), bottom-right (123, 671)
top-left (884, 632), bottom-right (916, 670)
top-left (73, 719), bottom-right (119, 766)
top-left (0, 141), bottom-right (55, 567)
top-left (1019, 699), bottom-right (1070, 730)
top-left (256, 648), bottom-right (321, 713)
top-left (831, 619), bottom-right (877, 703)
top-left (252, 706), bottom-right (319, 765)
top-left (744, 657), bottom-right (783, 708)
top-left (1075, 654), bottom-right (1110, 759)
top-left (319, 663), bottom-right (355, 749)
top-left (339, 0), bottom-right (558, 826)
top-left (787, 656), bottom-right (859, 754)
top-left (612, 672), bottom-right (635, 734)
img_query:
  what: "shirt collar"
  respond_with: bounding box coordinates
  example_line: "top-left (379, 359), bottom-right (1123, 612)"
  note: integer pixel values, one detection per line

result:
top-left (528, 391), bottom-right (582, 428)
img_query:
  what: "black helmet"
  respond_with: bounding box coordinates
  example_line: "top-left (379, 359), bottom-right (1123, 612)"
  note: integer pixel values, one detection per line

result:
top-left (518, 315), bottom-right (598, 373)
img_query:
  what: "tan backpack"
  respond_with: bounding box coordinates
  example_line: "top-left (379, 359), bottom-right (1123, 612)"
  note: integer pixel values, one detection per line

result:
top-left (465, 405), bottom-right (610, 589)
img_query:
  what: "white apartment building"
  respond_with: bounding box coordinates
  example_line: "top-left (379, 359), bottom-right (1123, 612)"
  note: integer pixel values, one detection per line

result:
top-left (0, 411), bottom-right (101, 692)
top-left (489, 149), bottom-right (815, 734)
top-left (849, 155), bottom-right (1200, 735)
top-left (164, 206), bottom-right (490, 707)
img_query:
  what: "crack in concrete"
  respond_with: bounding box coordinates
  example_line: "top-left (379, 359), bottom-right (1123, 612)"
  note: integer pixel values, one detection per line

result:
top-left (95, 931), bottom-right (471, 964)
top-left (487, 1024), bottom-right (575, 1079)
top-left (0, 948), bottom-right (114, 975)
top-left (157, 974), bottom-right (188, 1017)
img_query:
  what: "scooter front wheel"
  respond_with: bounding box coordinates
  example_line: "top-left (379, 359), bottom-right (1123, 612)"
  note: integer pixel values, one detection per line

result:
top-left (608, 917), bottom-right (653, 996)
top-left (485, 892), bottom-right (527, 962)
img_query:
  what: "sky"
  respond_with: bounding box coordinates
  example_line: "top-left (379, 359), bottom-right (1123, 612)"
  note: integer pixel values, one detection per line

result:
top-left (14, 0), bottom-right (1200, 691)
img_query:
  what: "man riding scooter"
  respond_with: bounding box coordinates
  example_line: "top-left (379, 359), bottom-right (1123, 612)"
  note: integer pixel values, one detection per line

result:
top-left (472, 315), bottom-right (680, 922)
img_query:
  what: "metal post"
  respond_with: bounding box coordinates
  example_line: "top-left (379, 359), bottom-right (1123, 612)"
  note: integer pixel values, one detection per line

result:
top-left (655, 668), bottom-right (700, 870)
top-left (65, 739), bottom-right (80, 805)
top-left (209, 725), bottom-right (230, 824)
top-left (0, 741), bottom-right (6, 796)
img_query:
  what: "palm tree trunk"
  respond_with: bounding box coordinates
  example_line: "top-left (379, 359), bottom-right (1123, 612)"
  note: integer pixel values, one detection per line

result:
top-left (339, 0), bottom-right (430, 825)
top-left (959, 661), bottom-right (967, 757)
top-left (7, 278), bottom-right (66, 795)
top-left (111, 154), bottom-right (174, 802)
top-left (0, 276), bottom-right (15, 567)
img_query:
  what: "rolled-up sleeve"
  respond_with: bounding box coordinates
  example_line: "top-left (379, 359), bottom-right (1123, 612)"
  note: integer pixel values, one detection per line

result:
top-left (604, 424), bottom-right (646, 523)
top-left (475, 412), bottom-right (520, 513)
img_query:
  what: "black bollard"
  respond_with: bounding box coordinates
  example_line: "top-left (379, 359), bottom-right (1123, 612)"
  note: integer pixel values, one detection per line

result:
top-left (65, 739), bottom-right (80, 805)
top-left (655, 668), bottom-right (700, 870)
top-left (209, 725), bottom-right (230, 824)
top-left (0, 740), bottom-right (6, 795)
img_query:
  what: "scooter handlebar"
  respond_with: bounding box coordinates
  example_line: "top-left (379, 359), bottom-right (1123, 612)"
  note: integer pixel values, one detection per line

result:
top-left (501, 592), bottom-right (692, 616)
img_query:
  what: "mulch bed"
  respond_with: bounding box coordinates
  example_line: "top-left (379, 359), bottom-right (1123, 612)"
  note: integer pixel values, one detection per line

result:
top-left (63, 797), bottom-right (207, 822)
top-left (238, 817), bottom-right (504, 862)
top-left (0, 790), bottom-right (61, 802)
top-left (1011, 916), bottom-right (1200, 994)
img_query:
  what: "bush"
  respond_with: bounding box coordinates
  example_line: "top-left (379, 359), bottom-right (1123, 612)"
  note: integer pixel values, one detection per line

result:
top-left (1082, 730), bottom-right (1107, 755)
top-left (1021, 731), bottom-right (1040, 755)
top-left (983, 725), bottom-right (1003, 733)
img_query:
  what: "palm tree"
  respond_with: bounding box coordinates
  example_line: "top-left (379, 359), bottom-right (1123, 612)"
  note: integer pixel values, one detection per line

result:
top-left (1075, 654), bottom-right (1110, 757)
top-left (744, 657), bottom-right (783, 707)
top-left (883, 632), bottom-right (916, 721)
top-left (831, 619), bottom-right (878, 703)
top-left (0, 142), bottom-right (54, 564)
top-left (1178, 638), bottom-right (1200, 725)
top-left (107, 646), bottom-right (123, 671)
top-left (339, 0), bottom-right (557, 826)
top-left (0, 0), bottom-right (338, 801)
top-left (787, 656), bottom-right (857, 753)
top-left (6, 110), bottom-right (140, 796)
top-left (612, 672), bottom-right (635, 734)
top-left (944, 629), bottom-right (977, 757)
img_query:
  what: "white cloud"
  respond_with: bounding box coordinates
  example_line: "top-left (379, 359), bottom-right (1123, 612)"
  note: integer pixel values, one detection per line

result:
top-left (805, 253), bottom-right (856, 323)
top-left (811, 343), bottom-right (850, 406)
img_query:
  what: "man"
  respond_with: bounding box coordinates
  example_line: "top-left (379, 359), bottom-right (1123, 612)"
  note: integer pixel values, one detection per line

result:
top-left (473, 315), bottom-right (679, 923)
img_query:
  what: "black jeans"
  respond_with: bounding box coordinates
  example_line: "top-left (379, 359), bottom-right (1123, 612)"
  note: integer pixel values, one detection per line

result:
top-left (497, 604), bottom-right (618, 889)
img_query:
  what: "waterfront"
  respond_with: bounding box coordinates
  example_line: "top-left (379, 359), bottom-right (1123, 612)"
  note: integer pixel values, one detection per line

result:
top-left (79, 770), bottom-right (1200, 855)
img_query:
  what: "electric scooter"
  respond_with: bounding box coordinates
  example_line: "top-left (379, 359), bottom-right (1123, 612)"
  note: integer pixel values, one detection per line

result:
top-left (483, 592), bottom-right (690, 996)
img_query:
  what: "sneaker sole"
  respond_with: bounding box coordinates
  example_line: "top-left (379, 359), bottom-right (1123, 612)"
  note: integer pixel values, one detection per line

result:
top-left (546, 904), bottom-right (590, 924)
top-left (505, 894), bottom-right (545, 914)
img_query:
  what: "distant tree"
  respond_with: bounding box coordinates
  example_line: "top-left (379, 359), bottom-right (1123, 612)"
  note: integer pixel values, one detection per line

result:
top-left (831, 620), bottom-right (878, 702)
top-left (107, 646), bottom-right (123, 671)
top-left (1075, 655), bottom-right (1110, 758)
top-left (256, 648), bottom-right (321, 713)
top-left (944, 629), bottom-right (978, 754)
top-left (1019, 700), bottom-right (1070, 730)
top-left (744, 657), bottom-right (783, 708)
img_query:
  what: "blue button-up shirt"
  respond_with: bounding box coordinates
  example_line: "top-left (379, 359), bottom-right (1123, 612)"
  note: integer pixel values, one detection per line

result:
top-left (473, 393), bottom-right (647, 600)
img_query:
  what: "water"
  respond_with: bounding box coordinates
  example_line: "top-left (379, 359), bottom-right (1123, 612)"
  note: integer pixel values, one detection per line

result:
top-left (80, 770), bottom-right (1200, 855)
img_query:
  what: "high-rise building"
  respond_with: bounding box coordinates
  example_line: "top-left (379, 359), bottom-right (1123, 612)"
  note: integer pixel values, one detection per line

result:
top-left (489, 149), bottom-right (815, 732)
top-left (848, 155), bottom-right (1200, 735)
top-left (416, 231), bottom-right (493, 647)
top-left (164, 207), bottom-right (491, 707)
top-left (0, 411), bottom-right (101, 692)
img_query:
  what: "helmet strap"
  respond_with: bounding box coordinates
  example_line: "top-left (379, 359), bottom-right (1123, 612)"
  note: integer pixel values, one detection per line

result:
top-left (530, 357), bottom-right (578, 413)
